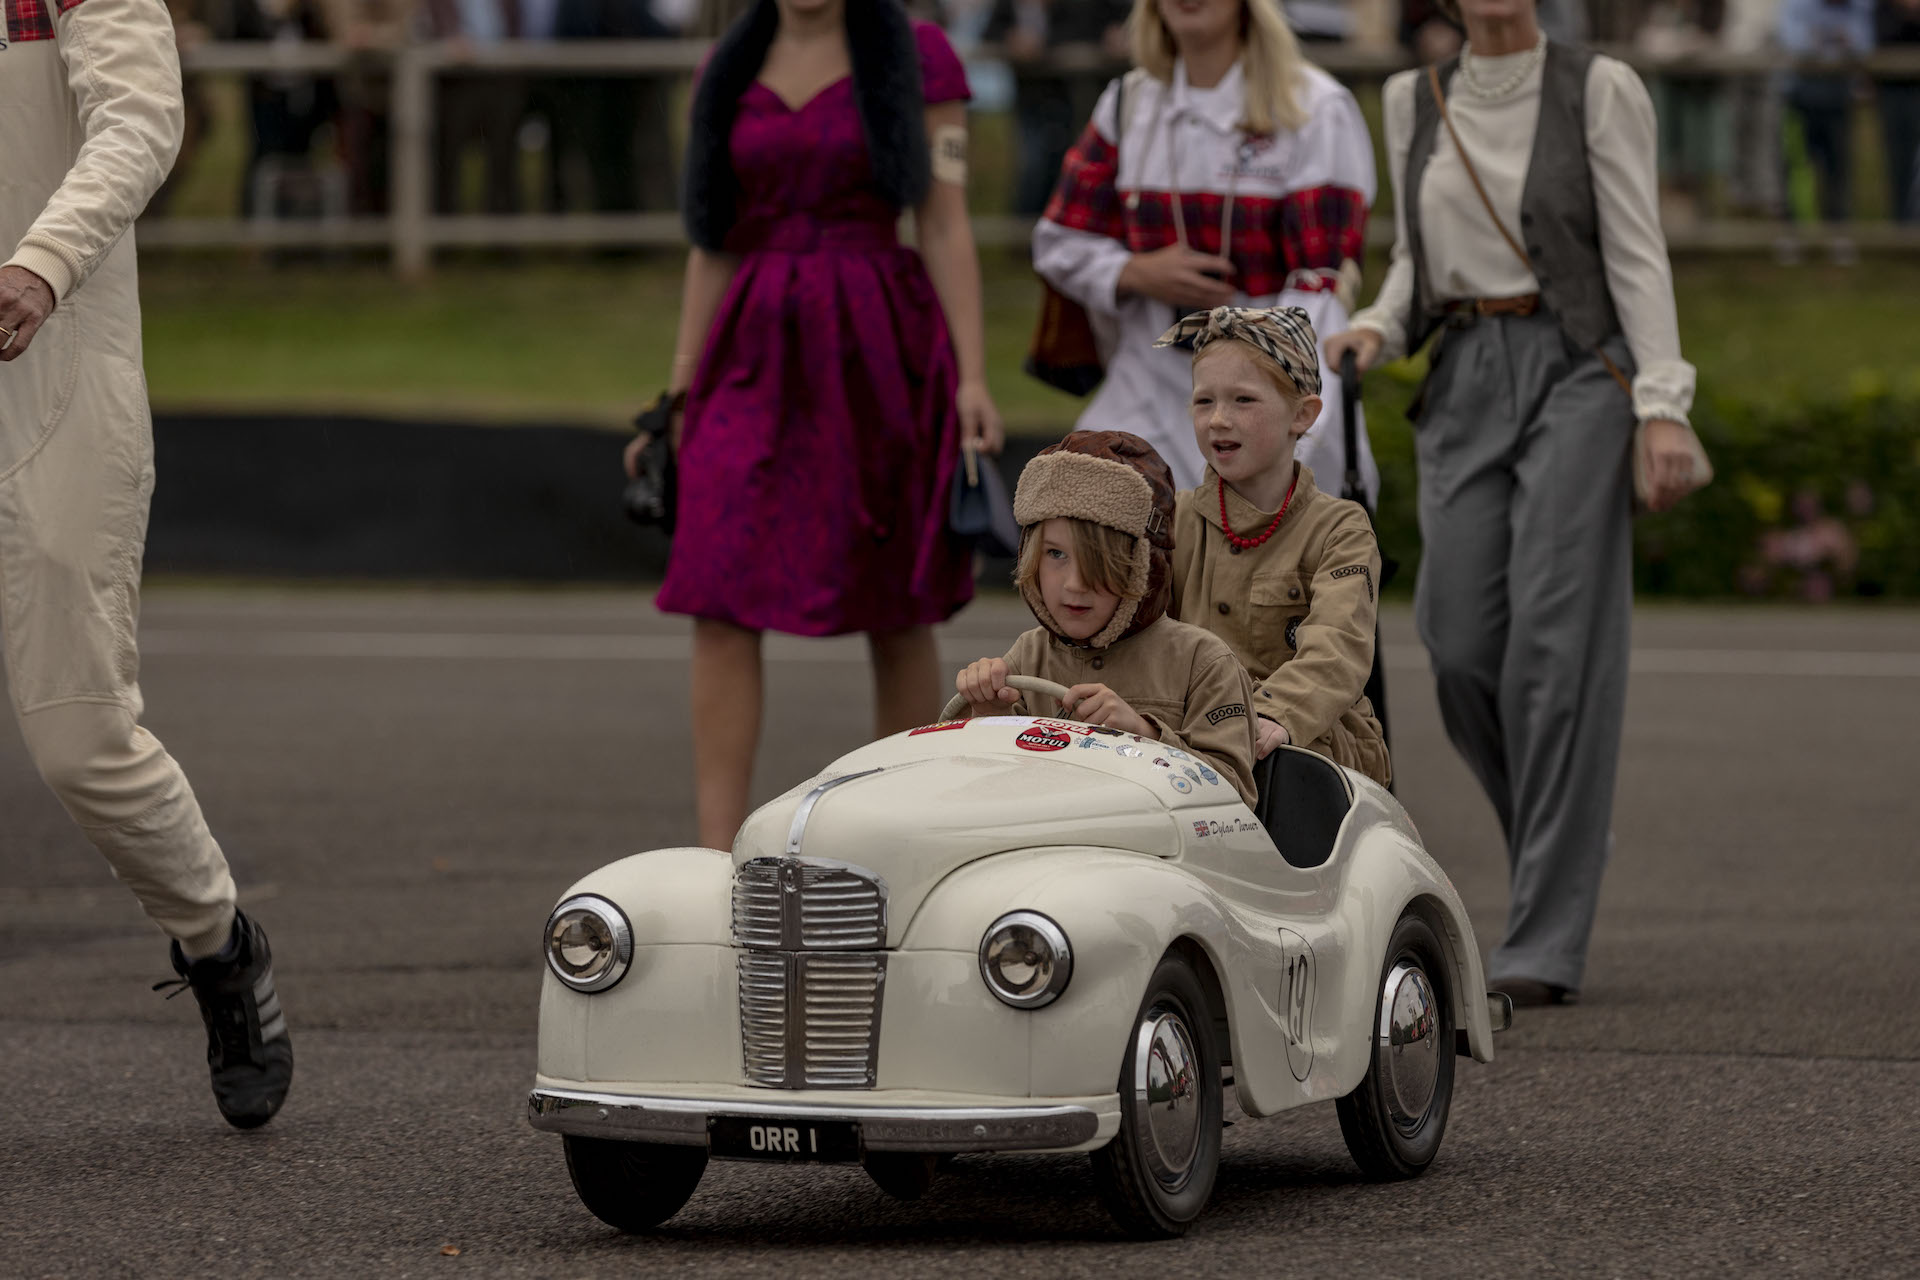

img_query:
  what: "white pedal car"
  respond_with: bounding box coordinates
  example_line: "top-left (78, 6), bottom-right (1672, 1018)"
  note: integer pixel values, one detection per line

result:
top-left (528, 676), bottom-right (1510, 1238)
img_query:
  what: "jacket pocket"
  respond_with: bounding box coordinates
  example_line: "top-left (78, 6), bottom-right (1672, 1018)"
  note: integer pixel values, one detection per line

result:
top-left (1249, 573), bottom-right (1311, 654)
top-left (0, 304), bottom-right (82, 484)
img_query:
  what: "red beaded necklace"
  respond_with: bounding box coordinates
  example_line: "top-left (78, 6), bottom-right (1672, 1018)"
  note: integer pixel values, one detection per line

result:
top-left (1219, 469), bottom-right (1299, 550)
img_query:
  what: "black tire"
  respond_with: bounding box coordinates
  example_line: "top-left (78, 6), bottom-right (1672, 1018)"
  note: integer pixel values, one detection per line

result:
top-left (1090, 951), bottom-right (1224, 1239)
top-left (562, 1135), bottom-right (708, 1232)
top-left (1335, 912), bottom-right (1456, 1180)
top-left (862, 1151), bottom-right (940, 1200)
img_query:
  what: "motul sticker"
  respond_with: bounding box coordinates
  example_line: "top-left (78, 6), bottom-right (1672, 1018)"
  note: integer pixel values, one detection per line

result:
top-left (1015, 727), bottom-right (1072, 753)
top-left (909, 720), bottom-right (967, 736)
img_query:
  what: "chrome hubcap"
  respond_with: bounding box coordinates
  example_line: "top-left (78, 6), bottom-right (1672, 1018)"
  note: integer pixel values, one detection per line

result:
top-left (1379, 961), bottom-right (1440, 1129)
top-left (1133, 1008), bottom-right (1201, 1189)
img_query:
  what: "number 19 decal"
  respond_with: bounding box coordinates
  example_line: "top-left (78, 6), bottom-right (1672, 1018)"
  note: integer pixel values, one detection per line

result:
top-left (1276, 928), bottom-right (1315, 1082)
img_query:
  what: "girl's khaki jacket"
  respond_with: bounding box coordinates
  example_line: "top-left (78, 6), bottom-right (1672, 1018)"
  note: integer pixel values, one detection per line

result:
top-left (1172, 465), bottom-right (1392, 786)
top-left (993, 616), bottom-right (1260, 806)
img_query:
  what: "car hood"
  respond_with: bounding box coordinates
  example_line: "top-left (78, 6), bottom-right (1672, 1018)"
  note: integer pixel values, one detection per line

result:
top-left (733, 726), bottom-right (1193, 947)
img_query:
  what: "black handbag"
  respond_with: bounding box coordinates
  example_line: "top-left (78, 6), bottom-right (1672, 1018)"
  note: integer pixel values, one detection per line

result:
top-left (948, 444), bottom-right (1020, 559)
top-left (620, 391), bottom-right (679, 532)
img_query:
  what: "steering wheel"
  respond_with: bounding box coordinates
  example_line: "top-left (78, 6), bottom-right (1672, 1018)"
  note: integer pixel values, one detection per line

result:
top-left (939, 675), bottom-right (1074, 722)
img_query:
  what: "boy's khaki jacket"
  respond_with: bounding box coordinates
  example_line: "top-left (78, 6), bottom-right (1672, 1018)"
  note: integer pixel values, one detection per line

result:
top-left (996, 617), bottom-right (1260, 806)
top-left (1172, 464), bottom-right (1392, 786)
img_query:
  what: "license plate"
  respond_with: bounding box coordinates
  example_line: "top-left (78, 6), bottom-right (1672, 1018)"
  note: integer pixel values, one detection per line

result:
top-left (708, 1115), bottom-right (861, 1163)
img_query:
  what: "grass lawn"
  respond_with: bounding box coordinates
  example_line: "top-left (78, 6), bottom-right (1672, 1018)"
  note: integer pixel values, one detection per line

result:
top-left (139, 250), bottom-right (1920, 432)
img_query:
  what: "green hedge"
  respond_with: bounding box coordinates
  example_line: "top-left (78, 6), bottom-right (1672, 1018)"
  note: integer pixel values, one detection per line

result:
top-left (1360, 372), bottom-right (1920, 600)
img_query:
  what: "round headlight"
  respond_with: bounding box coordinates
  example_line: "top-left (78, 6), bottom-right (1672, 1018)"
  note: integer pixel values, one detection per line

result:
top-left (979, 911), bottom-right (1072, 1009)
top-left (544, 895), bottom-right (633, 993)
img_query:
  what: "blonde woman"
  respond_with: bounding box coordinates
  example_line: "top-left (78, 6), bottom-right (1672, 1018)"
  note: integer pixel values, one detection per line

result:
top-left (1033, 0), bottom-right (1378, 499)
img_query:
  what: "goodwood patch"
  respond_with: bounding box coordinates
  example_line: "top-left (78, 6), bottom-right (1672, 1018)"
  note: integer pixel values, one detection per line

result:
top-left (1015, 727), bottom-right (1072, 753)
top-left (1330, 564), bottom-right (1374, 601)
top-left (1206, 703), bottom-right (1248, 726)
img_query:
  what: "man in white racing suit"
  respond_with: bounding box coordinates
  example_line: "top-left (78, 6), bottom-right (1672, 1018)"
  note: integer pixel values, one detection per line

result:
top-left (1, 0), bottom-right (291, 1127)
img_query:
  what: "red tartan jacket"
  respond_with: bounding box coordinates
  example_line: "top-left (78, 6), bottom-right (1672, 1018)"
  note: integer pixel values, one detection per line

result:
top-left (1039, 62), bottom-right (1373, 302)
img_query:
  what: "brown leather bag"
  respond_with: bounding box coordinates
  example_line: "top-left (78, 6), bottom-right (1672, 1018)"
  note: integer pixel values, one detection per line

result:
top-left (1024, 75), bottom-right (1129, 398)
top-left (1024, 281), bottom-right (1106, 397)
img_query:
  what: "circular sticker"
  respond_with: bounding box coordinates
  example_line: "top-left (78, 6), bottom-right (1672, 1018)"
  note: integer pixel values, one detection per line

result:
top-left (1169, 775), bottom-right (1193, 794)
top-left (1015, 727), bottom-right (1072, 753)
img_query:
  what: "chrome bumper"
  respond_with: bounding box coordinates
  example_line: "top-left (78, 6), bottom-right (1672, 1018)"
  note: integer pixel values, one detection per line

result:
top-left (527, 1088), bottom-right (1103, 1153)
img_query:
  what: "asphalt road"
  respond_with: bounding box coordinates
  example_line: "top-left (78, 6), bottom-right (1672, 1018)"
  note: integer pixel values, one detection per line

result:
top-left (3, 590), bottom-right (1917, 1278)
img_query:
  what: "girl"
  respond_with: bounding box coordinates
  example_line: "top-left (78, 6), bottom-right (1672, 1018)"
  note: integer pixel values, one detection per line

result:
top-left (631, 0), bottom-right (1004, 851)
top-left (955, 431), bottom-right (1258, 805)
top-left (1031, 0), bottom-right (1378, 497)
top-left (1161, 306), bottom-right (1389, 786)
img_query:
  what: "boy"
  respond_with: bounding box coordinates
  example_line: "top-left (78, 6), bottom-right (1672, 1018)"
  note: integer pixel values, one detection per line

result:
top-left (955, 431), bottom-right (1259, 805)
top-left (1157, 306), bottom-right (1390, 786)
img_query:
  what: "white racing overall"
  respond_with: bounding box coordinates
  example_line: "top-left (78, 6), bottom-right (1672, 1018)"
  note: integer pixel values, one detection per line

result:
top-left (2, 0), bottom-right (235, 956)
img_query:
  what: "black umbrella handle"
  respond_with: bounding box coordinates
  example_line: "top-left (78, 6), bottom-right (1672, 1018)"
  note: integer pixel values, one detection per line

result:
top-left (1339, 348), bottom-right (1364, 508)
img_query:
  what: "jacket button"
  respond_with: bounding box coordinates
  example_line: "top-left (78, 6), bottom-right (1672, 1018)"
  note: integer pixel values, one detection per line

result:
top-left (1091, 656), bottom-right (1104, 670)
top-left (1287, 587), bottom-right (1301, 600)
top-left (1526, 244), bottom-right (1543, 257)
top-left (1229, 543), bottom-right (1242, 555)
top-left (1217, 602), bottom-right (1230, 615)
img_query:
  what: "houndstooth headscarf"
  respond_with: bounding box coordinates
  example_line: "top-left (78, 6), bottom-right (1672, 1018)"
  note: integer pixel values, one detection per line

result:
top-left (1153, 306), bottom-right (1323, 398)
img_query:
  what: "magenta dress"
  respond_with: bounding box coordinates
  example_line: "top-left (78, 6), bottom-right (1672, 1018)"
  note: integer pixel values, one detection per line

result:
top-left (656, 23), bottom-right (975, 636)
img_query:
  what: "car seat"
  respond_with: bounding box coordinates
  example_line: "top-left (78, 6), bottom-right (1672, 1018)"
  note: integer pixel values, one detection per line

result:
top-left (1252, 747), bottom-right (1354, 870)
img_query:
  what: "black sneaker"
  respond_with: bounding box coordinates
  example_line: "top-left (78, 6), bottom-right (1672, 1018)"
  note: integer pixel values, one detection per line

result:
top-left (155, 910), bottom-right (294, 1129)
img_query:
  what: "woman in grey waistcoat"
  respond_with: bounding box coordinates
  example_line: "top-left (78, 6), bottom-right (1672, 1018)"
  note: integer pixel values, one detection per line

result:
top-left (1324, 0), bottom-right (1704, 1008)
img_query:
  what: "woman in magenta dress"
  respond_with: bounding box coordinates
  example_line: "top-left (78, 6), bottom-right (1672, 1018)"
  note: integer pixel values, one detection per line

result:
top-left (628, 0), bottom-right (1003, 849)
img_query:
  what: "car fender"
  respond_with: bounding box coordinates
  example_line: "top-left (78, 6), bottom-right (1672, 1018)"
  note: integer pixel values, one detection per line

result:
top-left (900, 848), bottom-right (1256, 1101)
top-left (1336, 785), bottom-right (1498, 1066)
top-left (537, 847), bottom-right (736, 1083)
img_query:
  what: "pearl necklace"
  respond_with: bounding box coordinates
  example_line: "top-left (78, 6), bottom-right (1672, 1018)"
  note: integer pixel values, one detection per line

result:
top-left (1458, 32), bottom-right (1548, 101)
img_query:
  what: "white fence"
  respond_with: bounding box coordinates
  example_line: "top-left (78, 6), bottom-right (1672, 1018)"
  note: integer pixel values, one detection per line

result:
top-left (143, 39), bottom-right (1920, 274)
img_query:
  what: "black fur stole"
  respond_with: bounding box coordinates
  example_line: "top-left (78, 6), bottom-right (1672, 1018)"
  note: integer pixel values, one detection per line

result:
top-left (682, 0), bottom-right (930, 251)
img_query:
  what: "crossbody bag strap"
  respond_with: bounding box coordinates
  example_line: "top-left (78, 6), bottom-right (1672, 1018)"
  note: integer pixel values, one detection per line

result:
top-left (1426, 63), bottom-right (1530, 273)
top-left (1424, 62), bottom-right (1631, 397)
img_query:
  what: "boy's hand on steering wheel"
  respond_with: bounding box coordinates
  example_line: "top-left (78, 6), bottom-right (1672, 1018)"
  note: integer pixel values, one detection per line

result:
top-left (957, 658), bottom-right (1018, 718)
top-left (1062, 683), bottom-right (1152, 738)
top-left (1254, 715), bottom-right (1291, 760)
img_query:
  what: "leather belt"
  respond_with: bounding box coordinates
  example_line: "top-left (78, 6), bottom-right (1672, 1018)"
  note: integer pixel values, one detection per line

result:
top-left (1442, 294), bottom-right (1542, 326)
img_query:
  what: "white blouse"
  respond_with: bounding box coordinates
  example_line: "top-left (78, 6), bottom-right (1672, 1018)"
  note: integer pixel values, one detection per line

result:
top-left (1350, 51), bottom-right (1697, 426)
top-left (1032, 62), bottom-right (1382, 496)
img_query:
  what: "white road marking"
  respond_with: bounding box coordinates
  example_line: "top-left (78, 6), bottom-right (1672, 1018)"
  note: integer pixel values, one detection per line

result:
top-left (134, 629), bottom-right (1920, 678)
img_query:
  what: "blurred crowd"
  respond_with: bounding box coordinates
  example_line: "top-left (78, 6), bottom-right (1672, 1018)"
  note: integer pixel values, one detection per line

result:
top-left (157, 0), bottom-right (1920, 234)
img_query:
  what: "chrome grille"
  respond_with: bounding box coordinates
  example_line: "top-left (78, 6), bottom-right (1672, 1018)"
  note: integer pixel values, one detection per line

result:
top-left (796, 865), bottom-right (885, 949)
top-left (735, 952), bottom-right (886, 1088)
top-left (730, 857), bottom-right (887, 950)
top-left (732, 857), bottom-right (888, 1089)
top-left (799, 955), bottom-right (885, 1086)
top-left (730, 861), bottom-right (785, 949)
top-left (737, 952), bottom-right (789, 1085)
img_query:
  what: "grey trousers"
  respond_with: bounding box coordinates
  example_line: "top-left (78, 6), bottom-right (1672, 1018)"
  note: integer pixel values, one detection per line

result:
top-left (1412, 312), bottom-right (1634, 992)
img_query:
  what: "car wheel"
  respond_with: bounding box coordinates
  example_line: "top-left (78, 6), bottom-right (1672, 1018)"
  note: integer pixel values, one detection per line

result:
top-left (862, 1151), bottom-right (940, 1200)
top-left (1335, 911), bottom-right (1456, 1180)
top-left (1090, 951), bottom-right (1224, 1239)
top-left (562, 1135), bottom-right (707, 1232)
